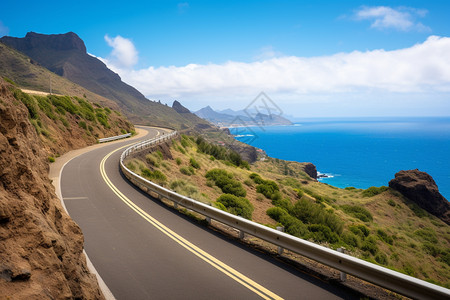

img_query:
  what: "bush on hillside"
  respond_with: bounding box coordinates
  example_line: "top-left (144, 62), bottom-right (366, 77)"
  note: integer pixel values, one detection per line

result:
top-left (217, 194), bottom-right (253, 219)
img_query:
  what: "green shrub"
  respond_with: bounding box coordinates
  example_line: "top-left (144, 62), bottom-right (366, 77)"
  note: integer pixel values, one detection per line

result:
top-left (190, 158), bottom-right (200, 169)
top-left (205, 169), bottom-right (246, 197)
top-left (180, 138), bottom-right (189, 148)
top-left (361, 235), bottom-right (378, 255)
top-left (341, 205), bottom-right (373, 222)
top-left (292, 198), bottom-right (344, 234)
top-left (345, 187), bottom-right (356, 190)
top-left (375, 253), bottom-right (388, 265)
top-left (196, 136), bottom-right (248, 167)
top-left (272, 197), bottom-right (293, 212)
top-left (249, 173), bottom-right (265, 184)
top-left (266, 207), bottom-right (308, 237)
top-left (213, 201), bottom-right (227, 211)
top-left (180, 166), bottom-right (194, 176)
top-left (50, 95), bottom-right (78, 114)
top-left (177, 146), bottom-right (186, 154)
top-left (377, 229), bottom-right (394, 245)
top-left (256, 180), bottom-right (279, 199)
top-left (142, 168), bottom-right (166, 183)
top-left (387, 199), bottom-right (396, 207)
top-left (342, 231), bottom-right (361, 248)
top-left (48, 156), bottom-right (55, 163)
top-left (176, 158), bottom-right (182, 165)
top-left (349, 224), bottom-right (370, 238)
top-left (217, 194), bottom-right (253, 219)
top-left (96, 111), bottom-right (110, 128)
top-left (14, 90), bottom-right (39, 119)
top-left (362, 186), bottom-right (388, 197)
top-left (79, 121), bottom-right (87, 130)
top-left (307, 224), bottom-right (340, 244)
top-left (422, 242), bottom-right (441, 257)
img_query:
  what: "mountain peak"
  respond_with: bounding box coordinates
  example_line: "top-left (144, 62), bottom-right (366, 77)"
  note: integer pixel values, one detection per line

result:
top-left (172, 100), bottom-right (191, 114)
top-left (1, 31), bottom-right (86, 53)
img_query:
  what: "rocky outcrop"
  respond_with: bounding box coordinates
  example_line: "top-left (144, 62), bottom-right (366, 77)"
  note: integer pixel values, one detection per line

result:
top-left (172, 100), bottom-right (191, 114)
top-left (303, 163), bottom-right (318, 180)
top-left (0, 80), bottom-right (104, 298)
top-left (389, 169), bottom-right (450, 225)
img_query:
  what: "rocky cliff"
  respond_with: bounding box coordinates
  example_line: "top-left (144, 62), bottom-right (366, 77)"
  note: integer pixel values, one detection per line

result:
top-left (0, 79), bottom-right (104, 298)
top-left (389, 169), bottom-right (450, 225)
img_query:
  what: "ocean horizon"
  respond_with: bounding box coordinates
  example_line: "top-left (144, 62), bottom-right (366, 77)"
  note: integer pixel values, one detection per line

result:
top-left (230, 117), bottom-right (450, 200)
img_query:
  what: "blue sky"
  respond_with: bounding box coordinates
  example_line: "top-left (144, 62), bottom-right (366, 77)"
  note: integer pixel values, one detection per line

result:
top-left (1, 1), bottom-right (450, 117)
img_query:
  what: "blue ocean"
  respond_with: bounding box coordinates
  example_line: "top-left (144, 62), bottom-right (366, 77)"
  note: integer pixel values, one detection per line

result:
top-left (231, 117), bottom-right (450, 200)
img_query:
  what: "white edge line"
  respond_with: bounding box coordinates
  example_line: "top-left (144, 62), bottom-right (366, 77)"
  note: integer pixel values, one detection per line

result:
top-left (57, 154), bottom-right (116, 300)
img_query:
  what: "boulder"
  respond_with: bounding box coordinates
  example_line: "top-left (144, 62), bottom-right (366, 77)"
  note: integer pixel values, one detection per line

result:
top-left (389, 169), bottom-right (450, 225)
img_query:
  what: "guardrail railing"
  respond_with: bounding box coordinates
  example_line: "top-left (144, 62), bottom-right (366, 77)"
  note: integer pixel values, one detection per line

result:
top-left (119, 131), bottom-right (450, 300)
top-left (99, 133), bottom-right (132, 143)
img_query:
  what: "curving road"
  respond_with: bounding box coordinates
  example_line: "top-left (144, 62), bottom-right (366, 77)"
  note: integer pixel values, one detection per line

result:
top-left (60, 126), bottom-right (356, 299)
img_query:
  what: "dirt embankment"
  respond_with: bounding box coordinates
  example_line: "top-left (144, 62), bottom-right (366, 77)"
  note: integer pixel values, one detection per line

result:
top-left (0, 79), bottom-right (104, 298)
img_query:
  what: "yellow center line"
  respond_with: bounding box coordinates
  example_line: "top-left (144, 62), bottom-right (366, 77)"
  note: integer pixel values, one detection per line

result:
top-left (99, 141), bottom-right (284, 300)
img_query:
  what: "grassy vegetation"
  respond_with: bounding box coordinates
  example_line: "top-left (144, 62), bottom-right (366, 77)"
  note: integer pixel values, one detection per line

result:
top-left (11, 88), bottom-right (132, 144)
top-left (122, 134), bottom-right (450, 287)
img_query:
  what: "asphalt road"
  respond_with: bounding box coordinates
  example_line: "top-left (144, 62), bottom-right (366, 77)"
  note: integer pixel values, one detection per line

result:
top-left (61, 127), bottom-right (356, 300)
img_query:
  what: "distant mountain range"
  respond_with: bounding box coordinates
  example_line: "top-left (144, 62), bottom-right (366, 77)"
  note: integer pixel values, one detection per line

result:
top-left (0, 32), bottom-right (211, 130)
top-left (194, 106), bottom-right (293, 127)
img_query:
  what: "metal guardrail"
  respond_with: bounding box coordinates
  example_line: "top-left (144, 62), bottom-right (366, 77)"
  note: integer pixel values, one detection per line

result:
top-left (119, 132), bottom-right (450, 300)
top-left (99, 133), bottom-right (132, 143)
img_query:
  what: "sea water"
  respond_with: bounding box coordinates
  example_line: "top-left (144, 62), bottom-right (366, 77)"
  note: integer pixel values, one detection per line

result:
top-left (230, 117), bottom-right (450, 200)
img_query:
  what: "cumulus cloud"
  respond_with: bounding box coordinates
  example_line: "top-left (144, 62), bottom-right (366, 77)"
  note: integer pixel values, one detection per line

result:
top-left (104, 35), bottom-right (138, 69)
top-left (111, 36), bottom-right (450, 99)
top-left (355, 6), bottom-right (431, 32)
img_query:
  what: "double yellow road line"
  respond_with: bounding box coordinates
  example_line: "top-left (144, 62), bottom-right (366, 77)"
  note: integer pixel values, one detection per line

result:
top-left (100, 145), bottom-right (283, 300)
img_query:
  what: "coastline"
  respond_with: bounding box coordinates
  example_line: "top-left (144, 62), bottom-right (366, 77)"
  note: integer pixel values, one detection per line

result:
top-left (229, 119), bottom-right (450, 199)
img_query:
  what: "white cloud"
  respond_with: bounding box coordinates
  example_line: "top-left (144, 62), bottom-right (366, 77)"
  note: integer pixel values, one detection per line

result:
top-left (101, 36), bottom-right (450, 116)
top-left (355, 6), bottom-right (431, 32)
top-left (104, 35), bottom-right (138, 69)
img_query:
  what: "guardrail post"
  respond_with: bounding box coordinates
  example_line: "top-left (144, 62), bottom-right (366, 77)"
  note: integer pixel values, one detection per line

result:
top-left (205, 216), bottom-right (211, 225)
top-left (173, 202), bottom-right (178, 209)
top-left (239, 230), bottom-right (245, 239)
top-left (276, 226), bottom-right (285, 255)
top-left (337, 247), bottom-right (347, 282)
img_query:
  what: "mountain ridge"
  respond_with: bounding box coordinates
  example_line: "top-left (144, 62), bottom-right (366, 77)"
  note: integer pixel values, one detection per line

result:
top-left (1, 32), bottom-right (212, 130)
top-left (195, 105), bottom-right (293, 127)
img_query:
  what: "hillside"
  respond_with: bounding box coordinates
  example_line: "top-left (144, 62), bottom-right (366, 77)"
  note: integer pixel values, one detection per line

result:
top-left (0, 42), bottom-right (121, 111)
top-left (124, 134), bottom-right (450, 288)
top-left (0, 78), bottom-right (104, 298)
top-left (0, 32), bottom-right (213, 130)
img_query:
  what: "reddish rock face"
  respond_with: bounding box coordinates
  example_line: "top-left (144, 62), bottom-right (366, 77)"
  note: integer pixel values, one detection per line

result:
top-left (0, 79), bottom-right (104, 298)
top-left (389, 169), bottom-right (450, 225)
